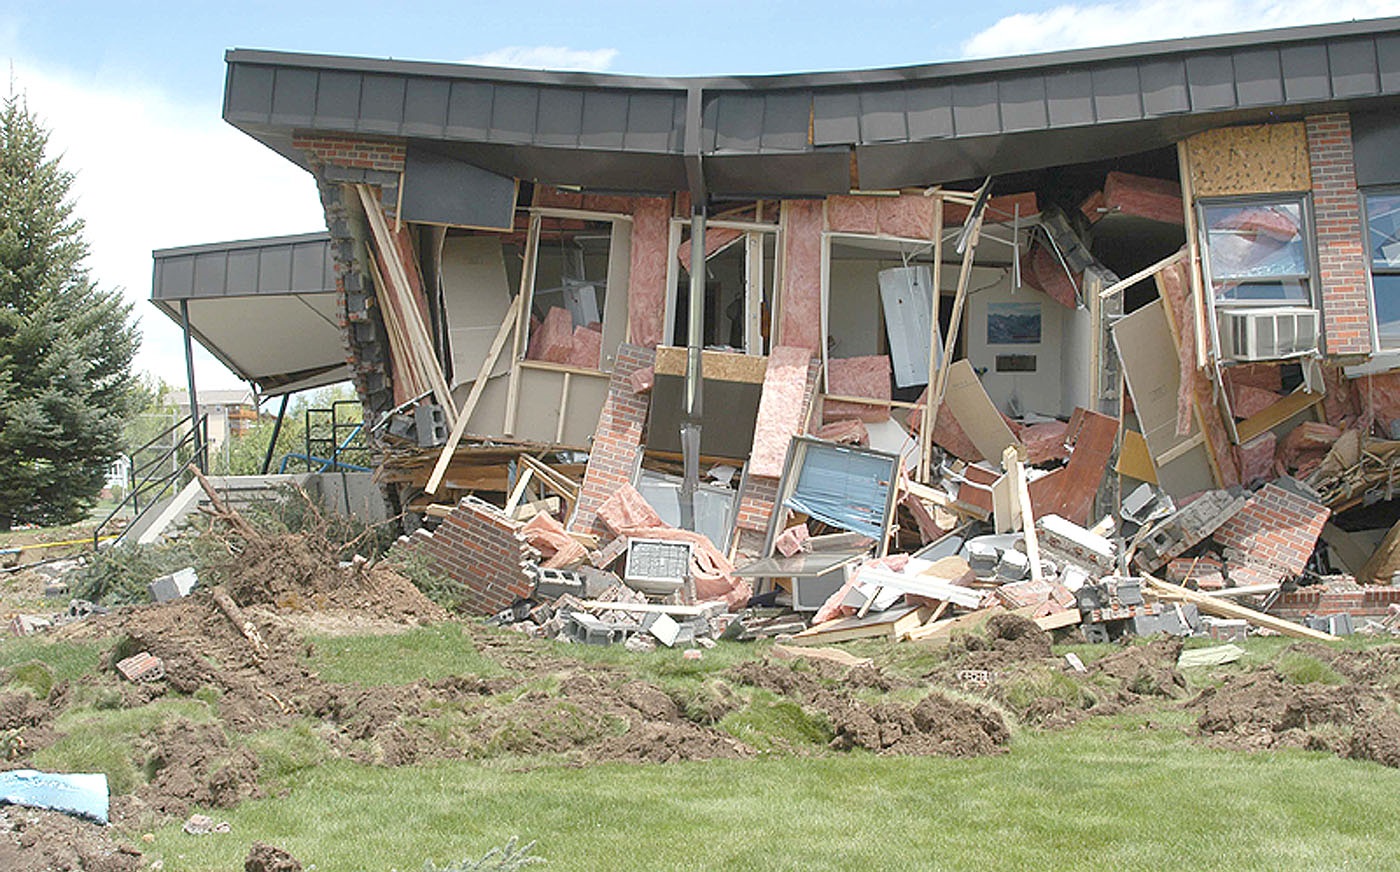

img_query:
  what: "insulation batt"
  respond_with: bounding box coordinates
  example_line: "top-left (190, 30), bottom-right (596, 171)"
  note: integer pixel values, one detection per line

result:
top-left (825, 356), bottom-right (893, 424)
top-left (777, 200), bottom-right (825, 353)
top-left (626, 198), bottom-right (672, 349)
top-left (749, 346), bottom-right (814, 478)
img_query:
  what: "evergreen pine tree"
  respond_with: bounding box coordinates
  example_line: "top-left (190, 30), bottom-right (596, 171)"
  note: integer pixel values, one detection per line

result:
top-left (0, 92), bottom-right (140, 529)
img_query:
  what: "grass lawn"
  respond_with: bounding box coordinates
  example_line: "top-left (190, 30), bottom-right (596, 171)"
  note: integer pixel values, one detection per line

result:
top-left (143, 718), bottom-right (1400, 872)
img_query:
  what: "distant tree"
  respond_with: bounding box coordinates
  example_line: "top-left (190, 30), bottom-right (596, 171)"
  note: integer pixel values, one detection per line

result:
top-left (0, 93), bottom-right (141, 529)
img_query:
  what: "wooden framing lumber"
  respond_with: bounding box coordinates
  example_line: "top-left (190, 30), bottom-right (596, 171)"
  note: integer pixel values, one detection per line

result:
top-left (788, 604), bottom-right (935, 645)
top-left (1143, 576), bottom-right (1336, 641)
top-left (425, 293), bottom-right (522, 495)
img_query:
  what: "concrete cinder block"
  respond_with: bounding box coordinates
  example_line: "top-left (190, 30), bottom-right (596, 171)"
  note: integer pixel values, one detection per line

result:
top-left (148, 567), bottom-right (198, 603)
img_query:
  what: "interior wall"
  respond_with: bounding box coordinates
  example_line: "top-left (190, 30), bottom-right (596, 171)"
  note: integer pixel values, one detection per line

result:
top-left (825, 257), bottom-right (887, 359)
top-left (964, 272), bottom-right (1066, 417)
top-left (1060, 303), bottom-right (1094, 417)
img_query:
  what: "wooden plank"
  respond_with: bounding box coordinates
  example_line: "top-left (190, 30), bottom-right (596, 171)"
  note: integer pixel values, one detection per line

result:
top-left (1096, 249), bottom-right (1186, 300)
top-left (357, 185), bottom-right (458, 424)
top-left (1142, 576), bottom-right (1336, 642)
top-left (1034, 609), bottom-right (1083, 631)
top-left (504, 213), bottom-right (542, 436)
top-left (772, 643), bottom-right (874, 669)
top-left (1176, 140), bottom-right (1208, 368)
top-left (1008, 446), bottom-right (1043, 584)
top-left (920, 195), bottom-right (945, 483)
top-left (574, 600), bottom-right (722, 616)
top-left (907, 604), bottom-right (1036, 645)
top-left (425, 293), bottom-right (522, 495)
top-left (653, 345), bottom-right (769, 383)
top-left (788, 604), bottom-right (933, 646)
top-left (1235, 388), bottom-right (1325, 443)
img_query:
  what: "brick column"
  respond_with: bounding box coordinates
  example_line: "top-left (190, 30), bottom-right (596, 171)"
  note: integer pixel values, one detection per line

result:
top-left (1306, 114), bottom-right (1372, 356)
top-left (571, 344), bottom-right (656, 538)
top-left (405, 498), bottom-right (538, 615)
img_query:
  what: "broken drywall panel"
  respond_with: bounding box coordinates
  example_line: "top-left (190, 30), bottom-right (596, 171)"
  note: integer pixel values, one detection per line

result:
top-left (750, 347), bottom-right (815, 478)
top-left (1185, 122), bottom-right (1311, 197)
top-left (878, 265), bottom-right (940, 389)
top-left (1113, 300), bottom-right (1216, 498)
top-left (942, 360), bottom-right (1021, 463)
top-left (441, 236), bottom-right (514, 389)
top-left (864, 416), bottom-right (920, 473)
top-left (627, 198), bottom-right (671, 349)
top-left (778, 200), bottom-right (825, 354)
top-left (825, 355), bottom-right (893, 423)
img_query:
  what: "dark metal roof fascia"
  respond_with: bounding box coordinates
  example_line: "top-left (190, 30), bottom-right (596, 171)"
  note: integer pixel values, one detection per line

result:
top-left (223, 16), bottom-right (1400, 91)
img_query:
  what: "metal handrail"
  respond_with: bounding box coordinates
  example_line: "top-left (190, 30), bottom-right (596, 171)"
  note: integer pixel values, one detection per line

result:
top-left (93, 414), bottom-right (208, 549)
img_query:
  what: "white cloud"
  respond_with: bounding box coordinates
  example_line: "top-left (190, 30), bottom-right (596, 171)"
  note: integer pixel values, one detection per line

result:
top-left (5, 58), bottom-right (326, 392)
top-left (464, 46), bottom-right (618, 71)
top-left (961, 1), bottom-right (1400, 58)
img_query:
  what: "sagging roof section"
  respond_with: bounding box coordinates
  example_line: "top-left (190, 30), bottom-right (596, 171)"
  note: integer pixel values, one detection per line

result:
top-left (151, 233), bottom-right (349, 396)
top-left (225, 18), bottom-right (1400, 193)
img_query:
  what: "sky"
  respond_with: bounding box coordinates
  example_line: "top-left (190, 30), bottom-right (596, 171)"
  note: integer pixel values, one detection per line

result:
top-left (3, 0), bottom-right (1400, 397)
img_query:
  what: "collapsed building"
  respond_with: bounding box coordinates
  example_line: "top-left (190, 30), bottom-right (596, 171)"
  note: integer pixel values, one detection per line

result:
top-left (152, 18), bottom-right (1400, 640)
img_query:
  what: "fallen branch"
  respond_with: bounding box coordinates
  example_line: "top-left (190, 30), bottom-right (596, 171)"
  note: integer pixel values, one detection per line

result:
top-left (211, 585), bottom-right (269, 661)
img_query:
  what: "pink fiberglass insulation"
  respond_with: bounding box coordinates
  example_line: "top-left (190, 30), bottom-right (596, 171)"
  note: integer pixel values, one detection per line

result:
top-left (1223, 363), bottom-right (1284, 393)
top-left (1020, 421), bottom-right (1071, 465)
top-left (565, 324), bottom-right (602, 369)
top-left (677, 226), bottom-right (744, 271)
top-left (596, 483), bottom-right (665, 535)
top-left (903, 388), bottom-right (983, 462)
top-left (774, 524), bottom-right (810, 557)
top-left (528, 306), bottom-right (575, 364)
top-left (1237, 432), bottom-right (1277, 485)
top-left (1356, 371), bottom-right (1400, 433)
top-left (1321, 364), bottom-right (1360, 427)
top-left (627, 198), bottom-right (672, 349)
top-left (1158, 257), bottom-right (1240, 485)
top-left (814, 418), bottom-right (869, 445)
top-left (1227, 382), bottom-right (1283, 420)
top-left (595, 484), bottom-right (751, 609)
top-left (778, 200), bottom-right (825, 353)
top-left (629, 366), bottom-right (654, 394)
top-left (1021, 243), bottom-right (1078, 309)
top-left (824, 356), bottom-right (892, 424)
top-left (825, 195), bottom-right (881, 235)
top-left (521, 512), bottom-right (589, 569)
top-left (749, 346), bottom-right (815, 478)
top-left (877, 195), bottom-right (936, 240)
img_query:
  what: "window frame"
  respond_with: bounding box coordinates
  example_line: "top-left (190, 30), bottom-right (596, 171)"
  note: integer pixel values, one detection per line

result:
top-left (1362, 187), bottom-right (1400, 352)
top-left (1196, 192), bottom-right (1317, 310)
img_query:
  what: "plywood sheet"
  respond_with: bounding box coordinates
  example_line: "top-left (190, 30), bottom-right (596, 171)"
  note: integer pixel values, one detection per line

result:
top-left (1113, 300), bottom-right (1216, 498)
top-left (1116, 429), bottom-right (1158, 484)
top-left (942, 360), bottom-right (1020, 463)
top-left (653, 346), bottom-right (769, 383)
top-left (1185, 122), bottom-right (1310, 197)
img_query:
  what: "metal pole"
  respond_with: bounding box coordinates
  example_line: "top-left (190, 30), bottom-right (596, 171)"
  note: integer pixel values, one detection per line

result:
top-left (679, 205), bottom-right (707, 532)
top-left (178, 299), bottom-right (205, 474)
top-left (260, 393), bottom-right (291, 475)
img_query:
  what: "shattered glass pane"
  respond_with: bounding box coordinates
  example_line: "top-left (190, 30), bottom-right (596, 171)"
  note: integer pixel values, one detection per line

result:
top-left (1374, 273), bottom-right (1400, 349)
top-left (1203, 200), bottom-right (1310, 304)
top-left (1367, 192), bottom-right (1400, 269)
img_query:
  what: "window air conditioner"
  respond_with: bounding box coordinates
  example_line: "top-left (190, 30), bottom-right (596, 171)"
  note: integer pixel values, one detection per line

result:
top-left (1217, 307), bottom-right (1319, 361)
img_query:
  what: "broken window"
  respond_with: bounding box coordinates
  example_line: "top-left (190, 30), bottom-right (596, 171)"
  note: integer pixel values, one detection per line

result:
top-left (521, 212), bottom-right (630, 372)
top-left (1199, 196), bottom-right (1313, 306)
top-left (1364, 190), bottom-right (1400, 349)
top-left (665, 218), bottom-right (776, 356)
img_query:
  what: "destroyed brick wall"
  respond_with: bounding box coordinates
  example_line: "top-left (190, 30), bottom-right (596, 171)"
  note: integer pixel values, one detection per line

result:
top-left (1307, 113), bottom-right (1372, 357)
top-left (406, 498), bottom-right (538, 614)
top-left (1213, 482), bottom-right (1329, 579)
top-left (572, 343), bottom-right (656, 537)
top-left (292, 133), bottom-right (407, 174)
top-left (1270, 582), bottom-right (1400, 620)
top-left (735, 355), bottom-right (823, 556)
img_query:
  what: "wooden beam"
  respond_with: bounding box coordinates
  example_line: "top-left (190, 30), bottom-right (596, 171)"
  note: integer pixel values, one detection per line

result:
top-left (1142, 576), bottom-right (1336, 642)
top-left (425, 293), bottom-right (522, 495)
top-left (1096, 249), bottom-right (1186, 300)
top-left (920, 195), bottom-right (945, 483)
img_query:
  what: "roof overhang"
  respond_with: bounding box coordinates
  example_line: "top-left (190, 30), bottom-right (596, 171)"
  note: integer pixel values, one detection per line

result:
top-left (225, 17), bottom-right (1400, 195)
top-left (151, 233), bottom-right (350, 397)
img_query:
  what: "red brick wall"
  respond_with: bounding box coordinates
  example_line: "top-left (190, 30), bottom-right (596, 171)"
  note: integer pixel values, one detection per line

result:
top-left (1213, 482), bottom-right (1328, 578)
top-left (1306, 114), bottom-right (1372, 356)
top-left (732, 356), bottom-right (823, 557)
top-left (293, 132), bottom-right (406, 173)
top-left (406, 498), bottom-right (537, 615)
top-left (1269, 580), bottom-right (1400, 620)
top-left (571, 344), bottom-right (656, 538)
